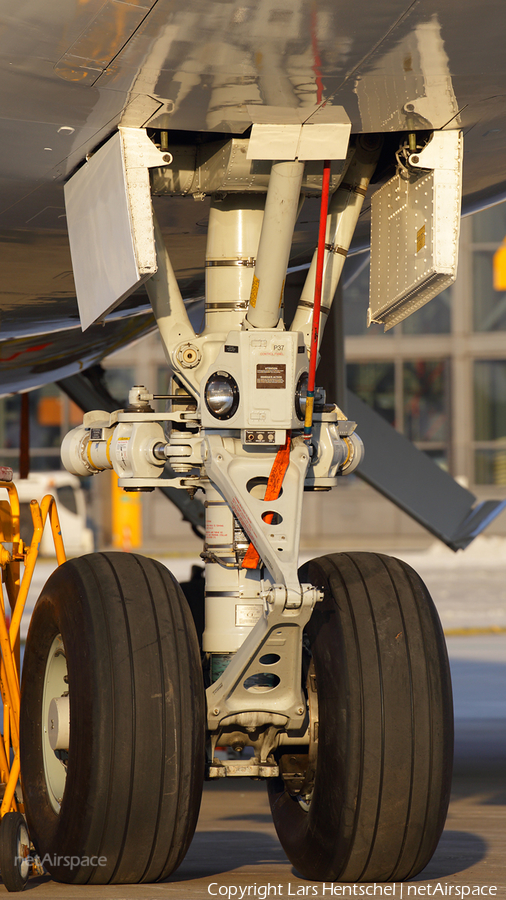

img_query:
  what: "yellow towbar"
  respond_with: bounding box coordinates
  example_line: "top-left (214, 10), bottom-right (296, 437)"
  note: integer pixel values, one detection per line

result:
top-left (0, 474), bottom-right (66, 819)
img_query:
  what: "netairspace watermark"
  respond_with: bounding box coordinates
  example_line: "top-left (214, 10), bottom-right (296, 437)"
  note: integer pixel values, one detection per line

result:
top-left (207, 885), bottom-right (500, 900)
top-left (15, 854), bottom-right (107, 872)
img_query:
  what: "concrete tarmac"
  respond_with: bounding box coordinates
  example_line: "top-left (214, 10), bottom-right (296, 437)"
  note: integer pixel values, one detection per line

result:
top-left (6, 549), bottom-right (506, 898)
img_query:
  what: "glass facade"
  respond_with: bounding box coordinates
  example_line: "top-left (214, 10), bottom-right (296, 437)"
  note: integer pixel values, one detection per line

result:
top-left (403, 360), bottom-right (449, 468)
top-left (0, 367), bottom-right (135, 473)
top-left (157, 366), bottom-right (172, 396)
top-left (346, 359), bottom-right (449, 467)
top-left (474, 360), bottom-right (506, 484)
top-left (473, 250), bottom-right (506, 332)
top-left (346, 363), bottom-right (395, 426)
top-left (343, 257), bottom-right (386, 337)
top-left (474, 360), bottom-right (506, 441)
top-left (342, 257), bottom-right (452, 336)
top-left (473, 204), bottom-right (506, 332)
top-left (472, 203), bottom-right (506, 243)
top-left (342, 204), bottom-right (506, 484)
top-left (470, 206), bottom-right (506, 481)
top-left (401, 289), bottom-right (452, 335)
top-left (403, 360), bottom-right (448, 444)
top-left (0, 386), bottom-right (82, 471)
top-left (102, 367), bottom-right (135, 406)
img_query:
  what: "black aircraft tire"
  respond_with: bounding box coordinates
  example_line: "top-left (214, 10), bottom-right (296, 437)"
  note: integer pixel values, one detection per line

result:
top-left (20, 552), bottom-right (205, 885)
top-left (0, 812), bottom-right (31, 892)
top-left (268, 552), bottom-right (453, 883)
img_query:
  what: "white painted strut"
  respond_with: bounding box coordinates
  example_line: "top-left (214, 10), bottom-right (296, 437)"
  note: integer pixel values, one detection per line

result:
top-left (145, 211), bottom-right (196, 356)
top-left (246, 160), bottom-right (304, 329)
top-left (290, 138), bottom-right (382, 350)
top-left (205, 194), bottom-right (264, 334)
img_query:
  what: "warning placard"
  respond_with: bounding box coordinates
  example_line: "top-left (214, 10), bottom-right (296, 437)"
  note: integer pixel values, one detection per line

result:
top-left (256, 364), bottom-right (286, 389)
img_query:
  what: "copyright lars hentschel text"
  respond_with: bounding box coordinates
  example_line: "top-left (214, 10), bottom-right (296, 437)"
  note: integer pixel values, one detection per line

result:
top-left (207, 885), bottom-right (499, 900)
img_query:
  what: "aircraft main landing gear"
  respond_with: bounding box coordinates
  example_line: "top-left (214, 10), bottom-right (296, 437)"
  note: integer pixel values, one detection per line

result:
top-left (54, 119), bottom-right (456, 885)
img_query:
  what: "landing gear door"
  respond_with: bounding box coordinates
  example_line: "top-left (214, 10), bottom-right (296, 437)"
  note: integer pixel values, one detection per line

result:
top-left (368, 130), bottom-right (463, 331)
top-left (64, 128), bottom-right (170, 331)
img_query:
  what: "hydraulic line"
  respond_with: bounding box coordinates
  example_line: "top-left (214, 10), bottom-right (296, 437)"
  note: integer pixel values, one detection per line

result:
top-left (304, 160), bottom-right (331, 442)
top-left (290, 136), bottom-right (383, 351)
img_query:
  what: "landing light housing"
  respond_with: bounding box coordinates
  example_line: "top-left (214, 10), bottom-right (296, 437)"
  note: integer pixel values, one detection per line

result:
top-left (295, 372), bottom-right (309, 421)
top-left (204, 371), bottom-right (239, 420)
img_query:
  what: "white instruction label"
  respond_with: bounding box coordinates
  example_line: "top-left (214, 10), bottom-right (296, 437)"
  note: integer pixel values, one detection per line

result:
top-left (235, 604), bottom-right (263, 627)
top-left (115, 437), bottom-right (130, 471)
top-left (206, 505), bottom-right (233, 543)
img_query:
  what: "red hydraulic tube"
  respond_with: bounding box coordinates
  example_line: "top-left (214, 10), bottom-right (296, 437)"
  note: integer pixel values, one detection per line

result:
top-left (304, 159), bottom-right (331, 441)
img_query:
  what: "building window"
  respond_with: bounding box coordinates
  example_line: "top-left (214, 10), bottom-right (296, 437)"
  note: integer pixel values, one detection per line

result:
top-left (474, 359), bottom-right (506, 484)
top-left (401, 288), bottom-right (452, 334)
top-left (403, 360), bottom-right (449, 469)
top-left (472, 250), bottom-right (506, 332)
top-left (343, 257), bottom-right (387, 337)
top-left (346, 362), bottom-right (395, 426)
top-left (342, 256), bottom-right (452, 336)
top-left (157, 366), bottom-right (172, 396)
top-left (347, 358), bottom-right (450, 469)
top-left (472, 204), bottom-right (506, 244)
top-left (403, 360), bottom-right (449, 442)
top-left (102, 367), bottom-right (135, 406)
top-left (472, 204), bottom-right (506, 332)
top-left (0, 386), bottom-right (82, 471)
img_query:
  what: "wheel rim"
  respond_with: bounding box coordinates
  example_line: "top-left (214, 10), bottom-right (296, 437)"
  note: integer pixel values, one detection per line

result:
top-left (297, 657), bottom-right (318, 810)
top-left (278, 656), bottom-right (319, 811)
top-left (42, 634), bottom-right (68, 813)
top-left (17, 821), bottom-right (30, 881)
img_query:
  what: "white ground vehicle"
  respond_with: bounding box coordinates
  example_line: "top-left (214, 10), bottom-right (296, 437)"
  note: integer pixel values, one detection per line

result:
top-left (14, 473), bottom-right (93, 558)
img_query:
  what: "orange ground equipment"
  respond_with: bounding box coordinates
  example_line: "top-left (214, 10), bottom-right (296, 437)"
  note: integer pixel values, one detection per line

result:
top-left (0, 468), bottom-right (65, 891)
